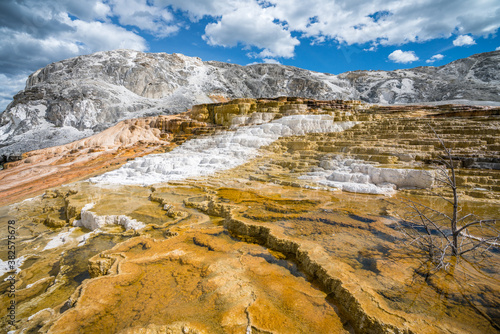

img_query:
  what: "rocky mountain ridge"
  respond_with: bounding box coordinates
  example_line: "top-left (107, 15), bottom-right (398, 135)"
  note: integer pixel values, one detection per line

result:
top-left (1, 49), bottom-right (499, 157)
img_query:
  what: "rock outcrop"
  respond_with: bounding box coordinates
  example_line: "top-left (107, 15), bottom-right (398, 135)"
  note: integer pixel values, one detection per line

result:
top-left (1, 50), bottom-right (499, 157)
top-left (74, 203), bottom-right (145, 231)
top-left (339, 50), bottom-right (500, 104)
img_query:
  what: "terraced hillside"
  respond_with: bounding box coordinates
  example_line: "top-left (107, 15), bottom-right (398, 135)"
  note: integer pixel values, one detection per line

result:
top-left (1, 98), bottom-right (499, 334)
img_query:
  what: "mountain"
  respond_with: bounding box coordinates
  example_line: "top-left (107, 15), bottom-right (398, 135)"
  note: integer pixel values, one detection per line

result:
top-left (1, 49), bottom-right (499, 158)
top-left (338, 50), bottom-right (500, 103)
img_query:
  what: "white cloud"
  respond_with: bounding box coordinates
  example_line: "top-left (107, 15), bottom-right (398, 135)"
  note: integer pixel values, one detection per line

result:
top-left (269, 0), bottom-right (500, 46)
top-left (63, 0), bottom-right (111, 20)
top-left (495, 46), bottom-right (500, 51)
top-left (0, 15), bottom-right (147, 75)
top-left (108, 0), bottom-right (179, 38)
top-left (2, 0), bottom-right (499, 72)
top-left (0, 0), bottom-right (148, 110)
top-left (69, 19), bottom-right (148, 51)
top-left (158, 0), bottom-right (500, 61)
top-left (203, 2), bottom-right (299, 58)
top-left (0, 0), bottom-right (148, 75)
top-left (426, 53), bottom-right (444, 63)
top-left (154, 0), bottom-right (238, 21)
top-left (263, 58), bottom-right (281, 64)
top-left (453, 35), bottom-right (476, 46)
top-left (246, 58), bottom-right (281, 65)
top-left (388, 50), bottom-right (419, 63)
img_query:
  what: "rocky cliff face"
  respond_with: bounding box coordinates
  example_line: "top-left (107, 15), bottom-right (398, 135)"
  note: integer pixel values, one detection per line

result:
top-left (1, 49), bottom-right (499, 157)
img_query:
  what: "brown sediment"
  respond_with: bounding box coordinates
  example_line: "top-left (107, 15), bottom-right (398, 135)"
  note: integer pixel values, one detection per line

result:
top-left (2, 98), bottom-right (499, 334)
top-left (43, 228), bottom-right (348, 334)
top-left (225, 217), bottom-right (412, 334)
top-left (185, 184), bottom-right (500, 334)
top-left (183, 193), bottom-right (412, 333)
top-left (2, 179), bottom-right (499, 333)
top-left (3, 97), bottom-right (498, 207)
top-left (0, 97), bottom-right (364, 206)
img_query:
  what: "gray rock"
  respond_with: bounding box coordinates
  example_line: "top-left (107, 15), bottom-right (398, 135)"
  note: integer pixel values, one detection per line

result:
top-left (340, 51), bottom-right (500, 104)
top-left (1, 49), bottom-right (499, 156)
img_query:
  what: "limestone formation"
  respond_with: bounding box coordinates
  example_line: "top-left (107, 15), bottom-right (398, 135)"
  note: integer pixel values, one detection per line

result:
top-left (1, 50), bottom-right (499, 157)
top-left (0, 114), bottom-right (207, 206)
top-left (1, 98), bottom-right (499, 334)
top-left (74, 203), bottom-right (146, 231)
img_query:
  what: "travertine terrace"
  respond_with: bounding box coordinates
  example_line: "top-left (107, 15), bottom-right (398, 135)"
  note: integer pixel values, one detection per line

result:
top-left (1, 98), bottom-right (499, 334)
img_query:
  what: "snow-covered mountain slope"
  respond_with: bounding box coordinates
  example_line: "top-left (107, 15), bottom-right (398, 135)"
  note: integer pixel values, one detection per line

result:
top-left (1, 49), bottom-right (499, 157)
top-left (339, 51), bottom-right (500, 104)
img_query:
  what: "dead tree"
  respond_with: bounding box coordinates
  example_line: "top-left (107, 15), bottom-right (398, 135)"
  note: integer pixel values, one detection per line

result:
top-left (398, 126), bottom-right (499, 270)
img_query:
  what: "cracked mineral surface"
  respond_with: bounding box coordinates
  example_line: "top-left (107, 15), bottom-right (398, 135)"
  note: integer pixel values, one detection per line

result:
top-left (1, 98), bottom-right (499, 333)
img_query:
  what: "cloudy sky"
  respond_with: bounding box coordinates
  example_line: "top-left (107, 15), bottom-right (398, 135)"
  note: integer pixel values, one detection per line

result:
top-left (1, 0), bottom-right (500, 110)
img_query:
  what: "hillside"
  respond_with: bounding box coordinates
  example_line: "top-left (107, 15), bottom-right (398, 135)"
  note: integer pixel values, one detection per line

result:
top-left (1, 50), bottom-right (499, 159)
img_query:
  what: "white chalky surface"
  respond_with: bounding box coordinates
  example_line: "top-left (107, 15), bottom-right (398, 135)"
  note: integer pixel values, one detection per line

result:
top-left (300, 155), bottom-right (434, 195)
top-left (91, 115), bottom-right (356, 185)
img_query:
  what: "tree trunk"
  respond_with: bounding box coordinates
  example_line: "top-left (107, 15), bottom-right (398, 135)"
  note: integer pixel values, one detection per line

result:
top-left (450, 156), bottom-right (459, 256)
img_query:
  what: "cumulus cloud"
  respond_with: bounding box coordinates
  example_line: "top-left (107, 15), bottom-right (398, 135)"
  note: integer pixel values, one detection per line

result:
top-left (0, 0), bottom-right (150, 110)
top-left (388, 50), bottom-right (419, 63)
top-left (247, 58), bottom-right (281, 65)
top-left (2, 0), bottom-right (500, 70)
top-left (453, 35), bottom-right (476, 46)
top-left (0, 16), bottom-right (147, 76)
top-left (109, 0), bottom-right (179, 38)
top-left (154, 0), bottom-right (237, 21)
top-left (497, 46), bottom-right (500, 51)
top-left (263, 58), bottom-right (281, 64)
top-left (158, 0), bottom-right (500, 61)
top-left (268, 0), bottom-right (500, 46)
top-left (203, 2), bottom-right (299, 58)
top-left (0, 0), bottom-right (151, 69)
top-left (426, 53), bottom-right (444, 63)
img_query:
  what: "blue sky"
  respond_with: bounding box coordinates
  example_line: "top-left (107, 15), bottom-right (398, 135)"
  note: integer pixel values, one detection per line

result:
top-left (1, 0), bottom-right (500, 110)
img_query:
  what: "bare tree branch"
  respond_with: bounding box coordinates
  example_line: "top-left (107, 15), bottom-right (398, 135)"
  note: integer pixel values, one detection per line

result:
top-left (397, 124), bottom-right (499, 270)
top-left (456, 219), bottom-right (497, 235)
top-left (459, 236), bottom-right (500, 256)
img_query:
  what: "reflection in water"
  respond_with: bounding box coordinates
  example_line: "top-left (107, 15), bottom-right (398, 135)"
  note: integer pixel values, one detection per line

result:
top-left (217, 185), bottom-right (500, 333)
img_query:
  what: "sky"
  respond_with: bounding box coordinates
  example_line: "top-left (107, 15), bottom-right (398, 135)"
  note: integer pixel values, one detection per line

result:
top-left (1, 0), bottom-right (500, 111)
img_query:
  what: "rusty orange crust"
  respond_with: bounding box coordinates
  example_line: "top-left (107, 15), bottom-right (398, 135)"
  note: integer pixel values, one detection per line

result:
top-left (0, 114), bottom-right (209, 206)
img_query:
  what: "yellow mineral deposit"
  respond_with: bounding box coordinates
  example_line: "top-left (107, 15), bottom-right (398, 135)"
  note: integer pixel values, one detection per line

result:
top-left (1, 98), bottom-right (499, 333)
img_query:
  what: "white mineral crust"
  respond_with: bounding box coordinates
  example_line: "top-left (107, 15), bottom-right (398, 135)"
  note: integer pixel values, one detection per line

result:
top-left (91, 115), bottom-right (356, 185)
top-left (301, 156), bottom-right (434, 195)
top-left (73, 203), bottom-right (145, 231)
